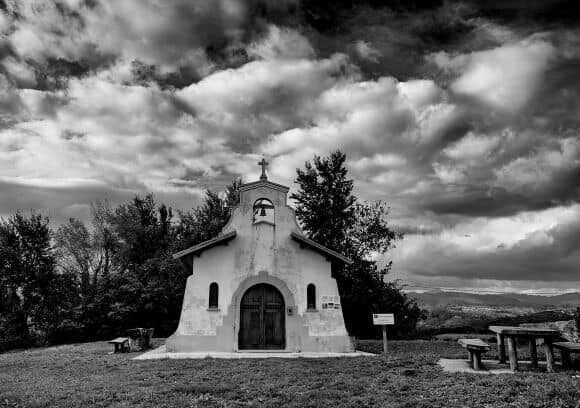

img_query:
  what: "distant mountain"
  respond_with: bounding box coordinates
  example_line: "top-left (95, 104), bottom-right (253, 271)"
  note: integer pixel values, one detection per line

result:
top-left (409, 290), bottom-right (580, 309)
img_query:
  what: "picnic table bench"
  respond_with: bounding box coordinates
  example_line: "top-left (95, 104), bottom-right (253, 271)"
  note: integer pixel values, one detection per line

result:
top-left (489, 326), bottom-right (562, 372)
top-left (553, 342), bottom-right (580, 368)
top-left (458, 338), bottom-right (491, 370)
top-left (108, 337), bottom-right (129, 353)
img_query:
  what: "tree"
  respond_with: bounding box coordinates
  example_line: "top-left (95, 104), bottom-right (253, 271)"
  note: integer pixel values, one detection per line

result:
top-left (292, 151), bottom-right (425, 338)
top-left (53, 202), bottom-right (120, 340)
top-left (90, 200), bottom-right (117, 284)
top-left (174, 178), bottom-right (243, 251)
top-left (51, 195), bottom-right (185, 339)
top-left (349, 201), bottom-right (402, 261)
top-left (1, 180), bottom-right (243, 349)
top-left (292, 151), bottom-right (355, 252)
top-left (98, 194), bottom-right (181, 335)
top-left (108, 194), bottom-right (173, 268)
top-left (0, 212), bottom-right (76, 346)
top-left (55, 219), bottom-right (95, 303)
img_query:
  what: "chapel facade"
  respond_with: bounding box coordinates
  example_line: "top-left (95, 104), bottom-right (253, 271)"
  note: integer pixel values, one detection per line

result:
top-left (166, 160), bottom-right (354, 353)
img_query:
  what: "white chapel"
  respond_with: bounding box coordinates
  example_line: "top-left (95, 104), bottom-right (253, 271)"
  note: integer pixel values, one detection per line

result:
top-left (167, 160), bottom-right (354, 353)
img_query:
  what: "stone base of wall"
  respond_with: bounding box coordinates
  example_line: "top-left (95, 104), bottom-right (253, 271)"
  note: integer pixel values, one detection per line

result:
top-left (300, 334), bottom-right (355, 353)
top-left (165, 332), bottom-right (355, 353)
top-left (166, 333), bottom-right (224, 352)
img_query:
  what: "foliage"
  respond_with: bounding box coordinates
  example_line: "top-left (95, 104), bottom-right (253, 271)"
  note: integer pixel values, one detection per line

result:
top-left (89, 194), bottom-right (188, 337)
top-left (174, 178), bottom-right (242, 250)
top-left (0, 157), bottom-right (419, 348)
top-left (0, 177), bottom-right (245, 350)
top-left (109, 194), bottom-right (173, 267)
top-left (292, 150), bottom-right (425, 338)
top-left (349, 201), bottom-right (403, 260)
top-left (292, 151), bottom-right (355, 253)
top-left (0, 212), bottom-right (77, 347)
top-left (55, 218), bottom-right (97, 304)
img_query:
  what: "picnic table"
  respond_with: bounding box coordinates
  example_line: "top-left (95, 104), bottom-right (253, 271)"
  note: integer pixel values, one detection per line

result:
top-left (489, 326), bottom-right (561, 372)
top-left (126, 327), bottom-right (154, 351)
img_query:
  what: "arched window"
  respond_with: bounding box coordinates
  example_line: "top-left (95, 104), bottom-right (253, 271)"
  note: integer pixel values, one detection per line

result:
top-left (209, 282), bottom-right (219, 309)
top-left (307, 284), bottom-right (316, 310)
top-left (253, 198), bottom-right (274, 224)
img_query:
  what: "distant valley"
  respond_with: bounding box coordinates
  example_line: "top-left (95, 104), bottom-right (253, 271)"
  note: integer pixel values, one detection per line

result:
top-left (407, 290), bottom-right (580, 336)
top-left (410, 290), bottom-right (580, 310)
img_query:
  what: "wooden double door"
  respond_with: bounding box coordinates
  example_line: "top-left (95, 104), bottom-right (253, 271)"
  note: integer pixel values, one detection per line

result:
top-left (238, 284), bottom-right (285, 350)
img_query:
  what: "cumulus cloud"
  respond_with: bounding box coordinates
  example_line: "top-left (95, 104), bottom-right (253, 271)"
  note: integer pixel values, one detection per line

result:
top-left (430, 37), bottom-right (555, 112)
top-left (262, 77), bottom-right (452, 162)
top-left (247, 25), bottom-right (315, 60)
top-left (0, 0), bottom-right (578, 292)
top-left (393, 204), bottom-right (580, 287)
top-left (420, 130), bottom-right (580, 218)
top-left (0, 0), bottom-right (299, 89)
top-left (354, 40), bottom-right (381, 63)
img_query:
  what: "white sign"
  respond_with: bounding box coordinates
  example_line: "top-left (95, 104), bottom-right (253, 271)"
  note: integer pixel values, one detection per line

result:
top-left (321, 295), bottom-right (341, 310)
top-left (373, 313), bottom-right (394, 325)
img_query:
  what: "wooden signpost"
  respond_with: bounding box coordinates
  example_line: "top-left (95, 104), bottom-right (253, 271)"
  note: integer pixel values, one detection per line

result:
top-left (373, 313), bottom-right (395, 355)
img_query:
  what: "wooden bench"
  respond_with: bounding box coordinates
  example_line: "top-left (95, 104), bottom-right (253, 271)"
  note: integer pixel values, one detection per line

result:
top-left (108, 337), bottom-right (129, 353)
top-left (553, 342), bottom-right (580, 368)
top-left (458, 339), bottom-right (491, 370)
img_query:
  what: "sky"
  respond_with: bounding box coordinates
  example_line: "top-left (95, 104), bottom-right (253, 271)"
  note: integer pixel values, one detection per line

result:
top-left (0, 0), bottom-right (579, 294)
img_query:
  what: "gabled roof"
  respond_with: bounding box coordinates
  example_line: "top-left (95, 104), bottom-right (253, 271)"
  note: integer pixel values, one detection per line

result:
top-left (239, 180), bottom-right (289, 193)
top-left (173, 231), bottom-right (237, 260)
top-left (290, 232), bottom-right (353, 265)
top-left (172, 230), bottom-right (352, 271)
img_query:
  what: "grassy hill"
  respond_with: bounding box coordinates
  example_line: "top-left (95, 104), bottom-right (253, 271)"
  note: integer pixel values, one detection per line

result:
top-left (1, 339), bottom-right (579, 407)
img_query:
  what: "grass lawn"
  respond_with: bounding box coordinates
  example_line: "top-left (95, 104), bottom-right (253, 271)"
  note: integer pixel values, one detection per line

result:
top-left (1, 339), bottom-right (579, 408)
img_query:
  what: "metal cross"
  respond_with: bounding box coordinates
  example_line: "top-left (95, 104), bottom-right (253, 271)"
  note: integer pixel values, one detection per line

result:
top-left (258, 158), bottom-right (269, 180)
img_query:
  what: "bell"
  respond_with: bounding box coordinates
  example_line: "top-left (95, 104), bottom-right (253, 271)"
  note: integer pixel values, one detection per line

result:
top-left (260, 206), bottom-right (267, 216)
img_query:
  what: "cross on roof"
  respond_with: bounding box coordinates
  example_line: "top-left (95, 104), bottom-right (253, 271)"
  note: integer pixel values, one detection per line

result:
top-left (258, 158), bottom-right (269, 180)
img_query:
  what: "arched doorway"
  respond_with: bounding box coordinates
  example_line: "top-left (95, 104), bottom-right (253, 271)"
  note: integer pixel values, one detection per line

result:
top-left (238, 283), bottom-right (285, 350)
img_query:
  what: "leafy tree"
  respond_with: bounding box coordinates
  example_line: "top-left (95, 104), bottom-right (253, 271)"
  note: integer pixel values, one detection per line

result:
top-left (50, 195), bottom-right (186, 339)
top-left (53, 203), bottom-right (118, 340)
top-left (0, 212), bottom-right (76, 346)
top-left (1, 180), bottom-right (244, 349)
top-left (55, 219), bottom-right (95, 303)
top-left (349, 201), bottom-right (402, 260)
top-left (224, 177), bottom-right (243, 209)
top-left (292, 151), bottom-right (355, 252)
top-left (99, 194), bottom-right (182, 335)
top-left (90, 200), bottom-right (117, 283)
top-left (174, 178), bottom-right (242, 250)
top-left (109, 194), bottom-right (173, 268)
top-left (292, 151), bottom-right (425, 338)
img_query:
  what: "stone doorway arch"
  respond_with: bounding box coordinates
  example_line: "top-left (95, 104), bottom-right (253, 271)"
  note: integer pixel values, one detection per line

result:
top-left (231, 271), bottom-right (299, 351)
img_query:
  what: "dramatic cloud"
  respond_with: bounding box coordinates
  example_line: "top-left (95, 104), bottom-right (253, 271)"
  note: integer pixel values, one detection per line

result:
top-left (431, 38), bottom-right (555, 113)
top-left (0, 0), bottom-right (579, 292)
top-left (393, 204), bottom-right (580, 292)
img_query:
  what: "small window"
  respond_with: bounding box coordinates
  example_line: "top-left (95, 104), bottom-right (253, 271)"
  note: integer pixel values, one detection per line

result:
top-left (209, 282), bottom-right (219, 309)
top-left (253, 198), bottom-right (274, 224)
top-left (307, 284), bottom-right (316, 310)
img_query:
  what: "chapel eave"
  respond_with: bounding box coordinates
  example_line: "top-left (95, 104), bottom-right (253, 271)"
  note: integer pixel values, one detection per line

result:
top-left (173, 230), bottom-right (237, 260)
top-left (290, 232), bottom-right (353, 265)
